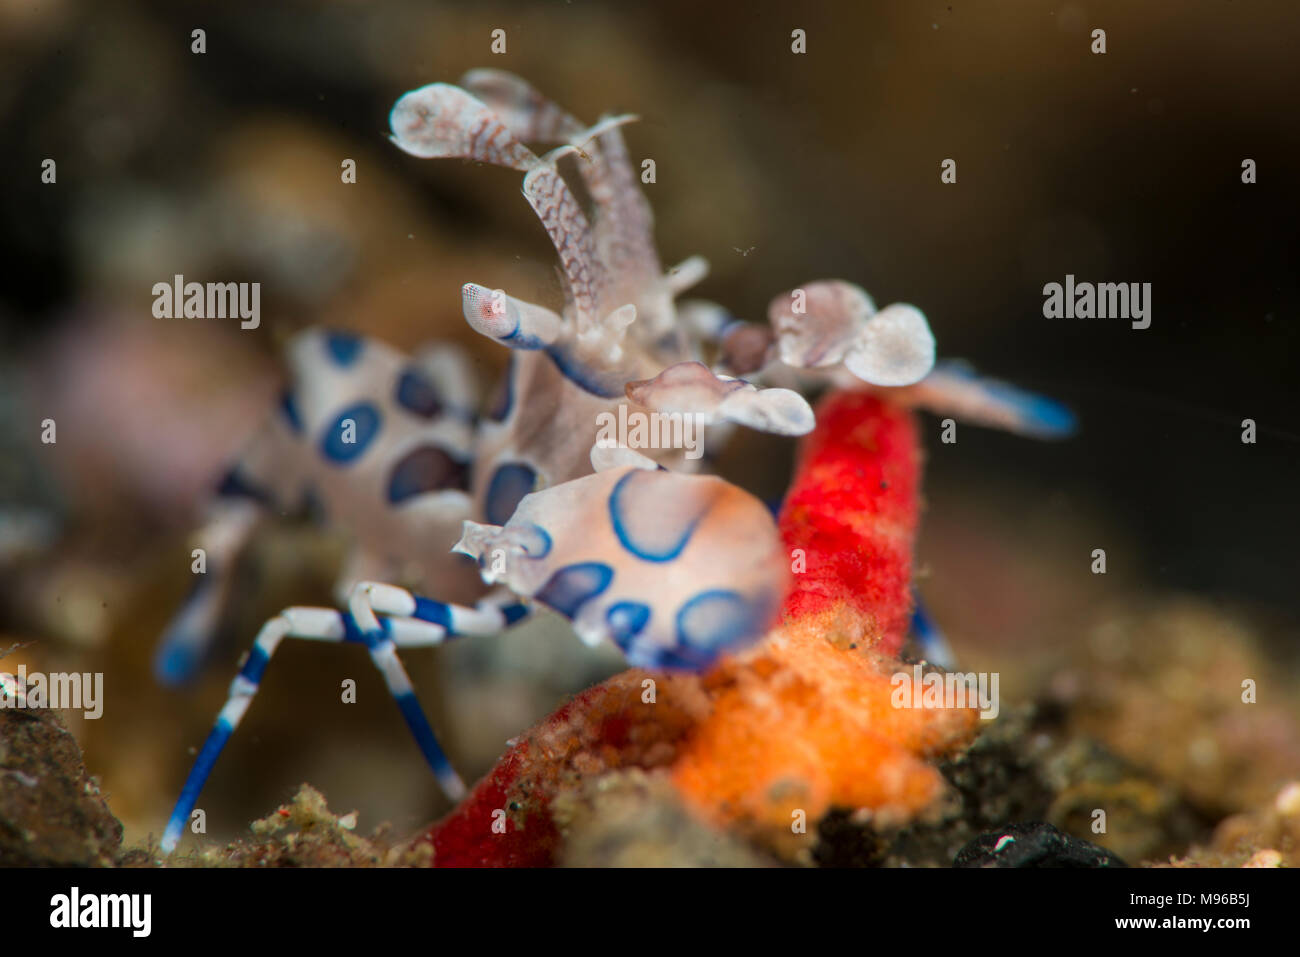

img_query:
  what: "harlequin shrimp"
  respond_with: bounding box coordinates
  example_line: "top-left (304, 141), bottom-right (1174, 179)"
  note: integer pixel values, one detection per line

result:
top-left (158, 70), bottom-right (1073, 855)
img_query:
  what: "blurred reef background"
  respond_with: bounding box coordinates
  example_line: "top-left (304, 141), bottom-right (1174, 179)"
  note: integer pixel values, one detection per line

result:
top-left (0, 0), bottom-right (1297, 865)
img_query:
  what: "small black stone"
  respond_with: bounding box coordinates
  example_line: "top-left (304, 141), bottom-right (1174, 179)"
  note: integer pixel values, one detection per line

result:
top-left (953, 822), bottom-right (1126, 868)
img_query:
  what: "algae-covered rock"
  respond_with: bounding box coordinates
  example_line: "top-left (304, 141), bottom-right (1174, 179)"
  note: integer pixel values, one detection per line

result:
top-left (954, 821), bottom-right (1126, 868)
top-left (0, 708), bottom-right (122, 866)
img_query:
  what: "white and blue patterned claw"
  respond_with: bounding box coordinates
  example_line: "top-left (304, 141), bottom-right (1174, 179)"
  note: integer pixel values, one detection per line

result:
top-left (461, 283), bottom-right (563, 350)
top-left (626, 361), bottom-right (811, 434)
top-left (898, 360), bottom-right (1077, 438)
top-left (769, 280), bottom-right (936, 387)
top-left (625, 361), bottom-right (815, 437)
top-left (453, 467), bottom-right (787, 671)
top-left (388, 83), bottom-right (538, 170)
top-left (457, 68), bottom-right (587, 142)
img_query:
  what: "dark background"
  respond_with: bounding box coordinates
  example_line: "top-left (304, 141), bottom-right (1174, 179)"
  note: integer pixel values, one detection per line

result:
top-left (0, 0), bottom-right (1296, 843)
top-left (3, 0), bottom-right (1296, 600)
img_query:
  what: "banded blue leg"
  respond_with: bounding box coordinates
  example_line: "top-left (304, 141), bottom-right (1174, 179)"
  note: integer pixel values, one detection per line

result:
top-left (910, 591), bottom-right (957, 670)
top-left (162, 586), bottom-right (532, 855)
top-left (153, 500), bottom-right (262, 686)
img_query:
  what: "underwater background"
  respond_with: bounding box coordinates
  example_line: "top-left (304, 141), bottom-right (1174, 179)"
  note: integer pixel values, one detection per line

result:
top-left (0, 0), bottom-right (1296, 865)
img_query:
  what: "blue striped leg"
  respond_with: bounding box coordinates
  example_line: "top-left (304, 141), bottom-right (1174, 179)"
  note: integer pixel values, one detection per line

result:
top-left (347, 581), bottom-right (532, 648)
top-left (909, 591), bottom-right (957, 670)
top-left (344, 580), bottom-right (530, 798)
top-left (161, 587), bottom-right (532, 855)
top-left (154, 499), bottom-right (262, 686)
